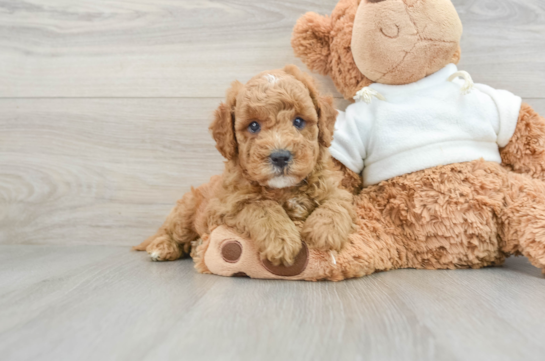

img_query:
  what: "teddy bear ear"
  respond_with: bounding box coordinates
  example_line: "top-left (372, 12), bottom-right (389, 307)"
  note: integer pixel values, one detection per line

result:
top-left (291, 12), bottom-right (333, 76)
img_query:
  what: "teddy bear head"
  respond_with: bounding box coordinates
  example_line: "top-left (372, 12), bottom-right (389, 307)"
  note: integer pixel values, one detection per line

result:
top-left (292, 0), bottom-right (463, 100)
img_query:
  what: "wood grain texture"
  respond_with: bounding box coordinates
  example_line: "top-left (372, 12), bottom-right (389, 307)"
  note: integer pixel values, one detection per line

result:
top-left (2, 99), bottom-right (545, 246)
top-left (0, 0), bottom-right (341, 98)
top-left (0, 98), bottom-right (225, 245)
top-left (0, 245), bottom-right (543, 361)
top-left (0, 0), bottom-right (544, 98)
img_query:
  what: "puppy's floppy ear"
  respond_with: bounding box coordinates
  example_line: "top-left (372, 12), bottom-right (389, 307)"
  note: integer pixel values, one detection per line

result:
top-left (210, 80), bottom-right (243, 160)
top-left (315, 95), bottom-right (337, 148)
top-left (283, 65), bottom-right (338, 148)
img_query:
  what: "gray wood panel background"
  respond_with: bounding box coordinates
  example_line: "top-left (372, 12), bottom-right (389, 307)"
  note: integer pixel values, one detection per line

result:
top-left (1, 0), bottom-right (545, 247)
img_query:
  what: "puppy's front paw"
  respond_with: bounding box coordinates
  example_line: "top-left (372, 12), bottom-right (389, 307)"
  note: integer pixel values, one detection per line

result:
top-left (146, 235), bottom-right (183, 262)
top-left (259, 231), bottom-right (302, 267)
top-left (301, 210), bottom-right (351, 252)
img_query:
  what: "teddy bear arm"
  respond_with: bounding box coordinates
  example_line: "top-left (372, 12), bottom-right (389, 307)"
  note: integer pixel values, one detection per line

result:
top-left (500, 103), bottom-right (545, 182)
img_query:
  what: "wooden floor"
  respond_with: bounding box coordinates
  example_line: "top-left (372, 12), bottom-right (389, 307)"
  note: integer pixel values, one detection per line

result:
top-left (0, 246), bottom-right (543, 361)
top-left (1, 0), bottom-right (545, 360)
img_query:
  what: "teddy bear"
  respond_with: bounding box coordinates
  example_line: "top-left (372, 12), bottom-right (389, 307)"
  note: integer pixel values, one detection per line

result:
top-left (190, 0), bottom-right (545, 281)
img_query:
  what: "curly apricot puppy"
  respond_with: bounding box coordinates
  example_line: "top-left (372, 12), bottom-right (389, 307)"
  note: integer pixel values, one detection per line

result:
top-left (134, 65), bottom-right (355, 266)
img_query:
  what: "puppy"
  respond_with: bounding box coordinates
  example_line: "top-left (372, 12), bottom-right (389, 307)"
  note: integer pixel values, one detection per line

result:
top-left (134, 65), bottom-right (355, 266)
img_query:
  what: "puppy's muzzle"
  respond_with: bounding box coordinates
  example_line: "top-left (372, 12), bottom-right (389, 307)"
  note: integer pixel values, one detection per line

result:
top-left (270, 150), bottom-right (292, 169)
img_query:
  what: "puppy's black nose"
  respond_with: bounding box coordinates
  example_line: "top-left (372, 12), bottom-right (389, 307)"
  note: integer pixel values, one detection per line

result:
top-left (270, 150), bottom-right (292, 168)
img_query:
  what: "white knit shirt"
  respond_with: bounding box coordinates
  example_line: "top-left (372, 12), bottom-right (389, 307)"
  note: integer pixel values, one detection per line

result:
top-left (329, 64), bottom-right (522, 187)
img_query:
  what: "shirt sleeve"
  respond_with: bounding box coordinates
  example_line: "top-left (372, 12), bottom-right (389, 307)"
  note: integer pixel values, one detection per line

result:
top-left (328, 108), bottom-right (367, 174)
top-left (474, 83), bottom-right (522, 147)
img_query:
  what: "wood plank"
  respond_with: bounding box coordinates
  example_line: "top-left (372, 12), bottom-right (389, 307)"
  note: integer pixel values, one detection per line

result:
top-left (0, 0), bottom-right (341, 98)
top-left (0, 245), bottom-right (543, 361)
top-left (0, 0), bottom-right (544, 98)
top-left (2, 98), bottom-right (545, 246)
top-left (456, 0), bottom-right (545, 96)
top-left (0, 98), bottom-right (224, 246)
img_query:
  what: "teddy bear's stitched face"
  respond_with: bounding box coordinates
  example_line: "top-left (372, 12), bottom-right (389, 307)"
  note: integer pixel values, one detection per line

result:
top-left (351, 0), bottom-right (462, 85)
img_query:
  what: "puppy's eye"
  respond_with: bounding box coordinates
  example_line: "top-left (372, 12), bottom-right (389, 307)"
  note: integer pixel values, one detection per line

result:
top-left (293, 117), bottom-right (306, 130)
top-left (248, 121), bottom-right (261, 133)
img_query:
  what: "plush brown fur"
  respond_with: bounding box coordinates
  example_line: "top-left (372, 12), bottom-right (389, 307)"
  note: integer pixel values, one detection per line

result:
top-left (287, 0), bottom-right (545, 279)
top-left (134, 65), bottom-right (355, 266)
top-left (195, 160), bottom-right (545, 280)
top-left (138, 0), bottom-right (545, 280)
top-left (332, 158), bottom-right (363, 195)
top-left (500, 103), bottom-right (545, 182)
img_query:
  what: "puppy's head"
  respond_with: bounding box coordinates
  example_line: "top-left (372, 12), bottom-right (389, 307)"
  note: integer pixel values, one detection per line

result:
top-left (210, 65), bottom-right (337, 189)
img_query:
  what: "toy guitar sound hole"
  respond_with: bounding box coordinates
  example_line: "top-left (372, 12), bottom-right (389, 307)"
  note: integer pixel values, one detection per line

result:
top-left (261, 242), bottom-right (309, 277)
top-left (221, 240), bottom-right (243, 263)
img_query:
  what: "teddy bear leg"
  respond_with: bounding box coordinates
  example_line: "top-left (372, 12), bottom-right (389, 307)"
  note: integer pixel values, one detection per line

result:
top-left (327, 191), bottom-right (414, 279)
top-left (499, 172), bottom-right (545, 273)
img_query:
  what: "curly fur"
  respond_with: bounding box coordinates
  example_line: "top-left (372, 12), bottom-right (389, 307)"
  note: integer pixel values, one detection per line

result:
top-left (500, 103), bottom-right (545, 182)
top-left (332, 158), bottom-right (363, 194)
top-left (286, 0), bottom-right (545, 279)
top-left (134, 65), bottom-right (355, 267)
top-left (337, 160), bottom-right (545, 278)
top-left (193, 158), bottom-right (545, 281)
